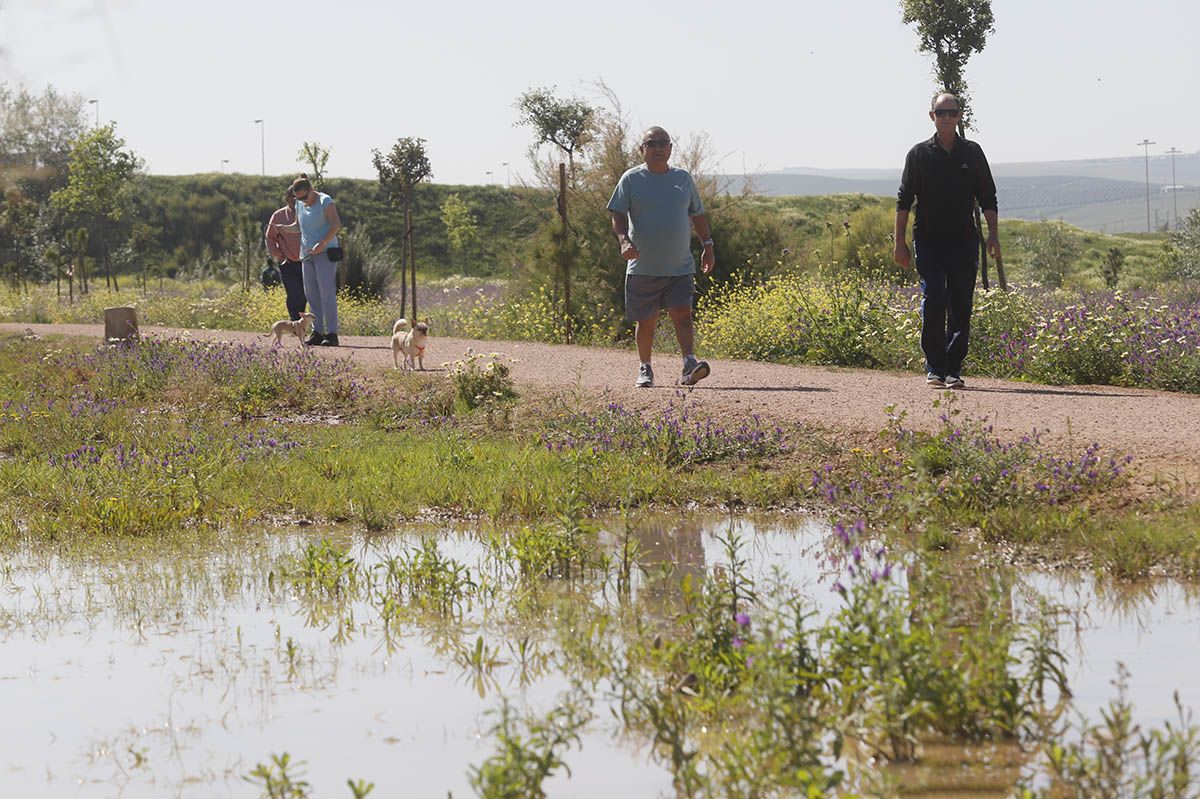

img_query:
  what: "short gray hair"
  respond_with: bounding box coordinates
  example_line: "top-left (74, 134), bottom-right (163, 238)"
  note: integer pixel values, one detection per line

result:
top-left (930, 91), bottom-right (960, 110)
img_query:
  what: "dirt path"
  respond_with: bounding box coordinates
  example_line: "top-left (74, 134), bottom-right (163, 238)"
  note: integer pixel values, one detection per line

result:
top-left (5, 322), bottom-right (1199, 482)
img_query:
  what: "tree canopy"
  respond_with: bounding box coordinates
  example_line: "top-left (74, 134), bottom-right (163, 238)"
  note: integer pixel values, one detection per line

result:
top-left (50, 124), bottom-right (141, 223)
top-left (900, 0), bottom-right (995, 126)
top-left (515, 87), bottom-right (594, 167)
top-left (372, 138), bottom-right (433, 202)
top-left (0, 82), bottom-right (87, 174)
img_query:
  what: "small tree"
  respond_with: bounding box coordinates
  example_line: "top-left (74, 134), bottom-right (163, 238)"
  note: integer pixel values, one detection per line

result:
top-left (1168, 208), bottom-right (1200, 281)
top-left (0, 184), bottom-right (37, 292)
top-left (66, 227), bottom-right (89, 300)
top-left (372, 138), bottom-right (432, 318)
top-left (901, 0), bottom-right (1005, 290)
top-left (0, 82), bottom-right (88, 190)
top-left (440, 193), bottom-right (481, 275)
top-left (297, 141), bottom-right (331, 188)
top-left (515, 87), bottom-right (595, 342)
top-left (1100, 246), bottom-right (1124, 290)
top-left (49, 124), bottom-right (140, 291)
top-left (1021, 221), bottom-right (1078, 289)
top-left (514, 87), bottom-right (594, 178)
top-left (224, 216), bottom-right (262, 291)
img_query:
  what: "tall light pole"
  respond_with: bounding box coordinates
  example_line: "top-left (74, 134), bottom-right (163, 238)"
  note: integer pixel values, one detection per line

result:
top-left (486, 170), bottom-right (493, 185)
top-left (221, 159), bottom-right (229, 173)
top-left (87, 98), bottom-right (99, 126)
top-left (1166, 147), bottom-right (1182, 229)
top-left (1137, 139), bottom-right (1156, 232)
top-left (254, 119), bottom-right (265, 176)
top-left (502, 161), bottom-right (510, 186)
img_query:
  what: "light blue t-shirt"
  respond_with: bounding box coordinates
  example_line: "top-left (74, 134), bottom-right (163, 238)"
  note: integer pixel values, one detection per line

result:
top-left (295, 192), bottom-right (340, 258)
top-left (607, 165), bottom-right (705, 276)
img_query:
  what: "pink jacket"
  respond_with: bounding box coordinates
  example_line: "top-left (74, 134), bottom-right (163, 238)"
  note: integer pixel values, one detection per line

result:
top-left (265, 206), bottom-right (302, 263)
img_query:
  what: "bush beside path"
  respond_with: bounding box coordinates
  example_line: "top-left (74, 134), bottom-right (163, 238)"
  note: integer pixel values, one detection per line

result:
top-left (4, 321), bottom-right (1198, 485)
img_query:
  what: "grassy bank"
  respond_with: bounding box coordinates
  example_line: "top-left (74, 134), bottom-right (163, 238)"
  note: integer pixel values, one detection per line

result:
top-left (1, 332), bottom-right (1197, 577)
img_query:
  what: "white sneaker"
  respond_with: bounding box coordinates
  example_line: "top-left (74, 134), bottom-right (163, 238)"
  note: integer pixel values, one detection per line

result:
top-left (944, 374), bottom-right (965, 389)
top-left (926, 373), bottom-right (946, 388)
top-left (636, 363), bottom-right (653, 388)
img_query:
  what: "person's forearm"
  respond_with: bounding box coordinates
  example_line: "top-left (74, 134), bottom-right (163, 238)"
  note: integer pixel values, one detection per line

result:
top-left (691, 214), bottom-right (712, 243)
top-left (275, 221), bottom-right (300, 233)
top-left (895, 210), bottom-right (909, 243)
top-left (319, 221), bottom-right (342, 245)
top-left (983, 210), bottom-right (998, 238)
top-left (611, 213), bottom-right (630, 242)
top-left (265, 231), bottom-right (282, 260)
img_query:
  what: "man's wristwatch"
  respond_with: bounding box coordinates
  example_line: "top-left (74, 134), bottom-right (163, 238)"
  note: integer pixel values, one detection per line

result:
top-left (702, 239), bottom-right (714, 248)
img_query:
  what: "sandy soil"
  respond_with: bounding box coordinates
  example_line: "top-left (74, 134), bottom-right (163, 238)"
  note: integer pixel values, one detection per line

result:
top-left (5, 321), bottom-right (1199, 485)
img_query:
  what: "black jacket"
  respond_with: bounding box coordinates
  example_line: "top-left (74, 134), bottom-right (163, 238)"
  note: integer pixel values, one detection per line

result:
top-left (897, 134), bottom-right (998, 243)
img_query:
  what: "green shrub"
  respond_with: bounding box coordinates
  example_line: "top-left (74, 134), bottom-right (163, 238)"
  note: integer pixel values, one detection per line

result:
top-left (447, 351), bottom-right (518, 410)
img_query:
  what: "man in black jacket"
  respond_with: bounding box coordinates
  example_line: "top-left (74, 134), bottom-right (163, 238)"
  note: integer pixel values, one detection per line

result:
top-left (894, 91), bottom-right (1001, 389)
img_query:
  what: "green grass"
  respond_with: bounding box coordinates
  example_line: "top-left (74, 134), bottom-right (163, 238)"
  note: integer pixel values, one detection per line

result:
top-left (0, 332), bottom-right (1196, 579)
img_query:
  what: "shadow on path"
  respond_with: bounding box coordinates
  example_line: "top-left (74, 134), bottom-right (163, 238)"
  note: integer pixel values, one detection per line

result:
top-left (702, 386), bottom-right (833, 394)
top-left (968, 386), bottom-right (1143, 399)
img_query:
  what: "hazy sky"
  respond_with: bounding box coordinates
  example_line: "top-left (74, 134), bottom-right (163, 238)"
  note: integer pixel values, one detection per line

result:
top-left (2, 0), bottom-right (1197, 184)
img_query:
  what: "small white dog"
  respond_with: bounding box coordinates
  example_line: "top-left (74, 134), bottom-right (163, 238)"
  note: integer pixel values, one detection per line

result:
top-left (268, 312), bottom-right (315, 347)
top-left (391, 317), bottom-right (430, 370)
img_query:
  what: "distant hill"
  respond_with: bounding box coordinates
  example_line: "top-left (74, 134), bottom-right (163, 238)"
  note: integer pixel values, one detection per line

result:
top-left (728, 151), bottom-right (1200, 232)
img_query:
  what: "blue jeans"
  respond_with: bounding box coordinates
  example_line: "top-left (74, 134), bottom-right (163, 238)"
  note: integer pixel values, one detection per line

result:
top-left (302, 252), bottom-right (338, 335)
top-left (279, 260), bottom-right (307, 321)
top-left (915, 238), bottom-right (978, 377)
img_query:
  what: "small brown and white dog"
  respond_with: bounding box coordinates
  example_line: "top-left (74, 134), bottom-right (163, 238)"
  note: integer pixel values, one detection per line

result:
top-left (391, 317), bottom-right (430, 370)
top-left (268, 312), bottom-right (315, 347)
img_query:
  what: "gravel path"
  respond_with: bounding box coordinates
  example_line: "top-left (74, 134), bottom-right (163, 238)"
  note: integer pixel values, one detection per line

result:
top-left (5, 322), bottom-right (1199, 482)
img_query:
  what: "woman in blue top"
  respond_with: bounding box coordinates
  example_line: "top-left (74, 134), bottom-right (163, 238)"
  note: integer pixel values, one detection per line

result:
top-left (275, 174), bottom-right (343, 345)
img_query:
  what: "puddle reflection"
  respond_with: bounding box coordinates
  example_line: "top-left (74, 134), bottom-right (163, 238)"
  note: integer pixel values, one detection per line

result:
top-left (0, 514), bottom-right (1196, 797)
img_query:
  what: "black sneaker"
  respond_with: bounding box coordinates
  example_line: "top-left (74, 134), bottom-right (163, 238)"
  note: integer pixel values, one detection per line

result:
top-left (680, 359), bottom-right (710, 386)
top-left (318, 333), bottom-right (339, 347)
top-left (305, 331), bottom-right (325, 346)
top-left (944, 374), bottom-right (965, 389)
top-left (926, 372), bottom-right (946, 388)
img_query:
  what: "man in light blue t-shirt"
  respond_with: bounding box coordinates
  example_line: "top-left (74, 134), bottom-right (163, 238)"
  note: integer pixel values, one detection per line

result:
top-left (608, 126), bottom-right (715, 388)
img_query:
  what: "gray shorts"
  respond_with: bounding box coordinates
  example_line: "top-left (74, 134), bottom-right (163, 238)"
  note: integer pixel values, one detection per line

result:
top-left (625, 274), bottom-right (695, 322)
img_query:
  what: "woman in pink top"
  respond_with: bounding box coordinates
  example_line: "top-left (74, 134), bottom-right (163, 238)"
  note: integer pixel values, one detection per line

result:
top-left (264, 187), bottom-right (306, 321)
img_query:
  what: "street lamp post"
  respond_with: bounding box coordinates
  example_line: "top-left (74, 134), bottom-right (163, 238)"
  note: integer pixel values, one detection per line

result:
top-left (1137, 139), bottom-right (1156, 232)
top-left (486, 171), bottom-right (494, 185)
top-left (87, 99), bottom-right (99, 126)
top-left (1166, 147), bottom-right (1182, 229)
top-left (502, 162), bottom-right (510, 186)
top-left (254, 120), bottom-right (265, 176)
top-left (221, 159), bottom-right (230, 174)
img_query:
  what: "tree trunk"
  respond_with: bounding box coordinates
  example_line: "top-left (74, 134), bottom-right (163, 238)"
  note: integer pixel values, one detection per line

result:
top-left (104, 238), bottom-right (118, 292)
top-left (399, 196), bottom-right (409, 318)
top-left (558, 162), bottom-right (572, 344)
top-left (959, 121), bottom-right (1007, 292)
top-left (975, 206), bottom-right (989, 291)
top-left (408, 200), bottom-right (418, 320)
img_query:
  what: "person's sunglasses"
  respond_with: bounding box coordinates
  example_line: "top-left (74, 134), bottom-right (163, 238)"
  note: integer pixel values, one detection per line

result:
top-left (934, 108), bottom-right (961, 118)
top-left (642, 139), bottom-right (672, 148)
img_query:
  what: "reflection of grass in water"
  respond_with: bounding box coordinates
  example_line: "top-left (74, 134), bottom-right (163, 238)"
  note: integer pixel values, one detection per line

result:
top-left (4, 520), bottom-right (1199, 798)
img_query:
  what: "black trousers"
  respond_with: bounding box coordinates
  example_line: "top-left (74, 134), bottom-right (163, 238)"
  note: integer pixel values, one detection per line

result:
top-left (914, 237), bottom-right (978, 377)
top-left (279, 260), bottom-right (307, 321)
